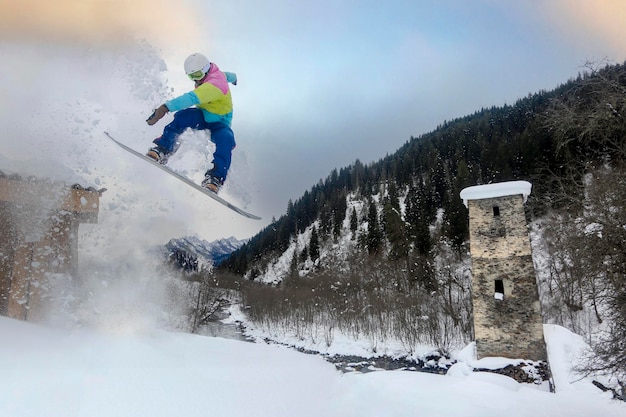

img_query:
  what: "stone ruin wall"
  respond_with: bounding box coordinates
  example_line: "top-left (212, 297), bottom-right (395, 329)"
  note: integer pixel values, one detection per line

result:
top-left (0, 174), bottom-right (102, 321)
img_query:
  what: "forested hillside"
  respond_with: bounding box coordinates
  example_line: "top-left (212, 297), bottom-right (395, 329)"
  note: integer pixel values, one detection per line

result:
top-left (223, 64), bottom-right (605, 274)
top-left (215, 61), bottom-right (625, 381)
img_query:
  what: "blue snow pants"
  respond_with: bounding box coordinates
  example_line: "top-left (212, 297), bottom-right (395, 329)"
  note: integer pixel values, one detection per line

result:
top-left (154, 108), bottom-right (236, 181)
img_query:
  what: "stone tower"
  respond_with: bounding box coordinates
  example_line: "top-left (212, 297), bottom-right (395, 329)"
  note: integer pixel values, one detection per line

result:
top-left (460, 181), bottom-right (547, 361)
top-left (0, 172), bottom-right (103, 321)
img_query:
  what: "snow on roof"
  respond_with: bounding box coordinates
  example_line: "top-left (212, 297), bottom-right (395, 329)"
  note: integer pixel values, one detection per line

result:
top-left (460, 181), bottom-right (532, 207)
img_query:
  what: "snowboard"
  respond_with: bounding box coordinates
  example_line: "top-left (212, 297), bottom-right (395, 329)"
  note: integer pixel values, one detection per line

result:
top-left (104, 131), bottom-right (261, 220)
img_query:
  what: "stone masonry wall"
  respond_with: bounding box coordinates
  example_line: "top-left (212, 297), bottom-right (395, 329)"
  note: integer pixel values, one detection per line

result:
top-left (0, 175), bottom-right (102, 322)
top-left (468, 194), bottom-right (547, 361)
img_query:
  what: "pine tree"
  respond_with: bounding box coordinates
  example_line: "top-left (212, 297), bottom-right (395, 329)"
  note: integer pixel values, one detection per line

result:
top-left (349, 207), bottom-right (358, 239)
top-left (309, 226), bottom-right (320, 261)
top-left (382, 188), bottom-right (408, 260)
top-left (405, 183), bottom-right (432, 256)
top-left (366, 200), bottom-right (382, 255)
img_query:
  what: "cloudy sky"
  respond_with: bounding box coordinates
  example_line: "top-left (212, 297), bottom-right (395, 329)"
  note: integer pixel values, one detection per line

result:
top-left (177, 0), bottom-right (626, 221)
top-left (1, 0), bottom-right (625, 242)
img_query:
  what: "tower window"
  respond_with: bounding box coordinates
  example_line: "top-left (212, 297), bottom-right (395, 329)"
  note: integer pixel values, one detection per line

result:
top-left (494, 279), bottom-right (504, 300)
top-left (489, 205), bottom-right (506, 237)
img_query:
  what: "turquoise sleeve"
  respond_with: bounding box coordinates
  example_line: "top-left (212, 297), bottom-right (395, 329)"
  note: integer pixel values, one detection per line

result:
top-left (166, 91), bottom-right (200, 111)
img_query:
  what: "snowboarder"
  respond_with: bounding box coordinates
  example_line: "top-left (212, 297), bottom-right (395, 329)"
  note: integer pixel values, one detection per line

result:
top-left (145, 53), bottom-right (237, 193)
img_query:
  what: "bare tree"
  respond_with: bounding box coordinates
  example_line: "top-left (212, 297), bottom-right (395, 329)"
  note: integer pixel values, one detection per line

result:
top-left (544, 60), bottom-right (626, 162)
top-left (188, 273), bottom-right (229, 334)
top-left (542, 60), bottom-right (626, 382)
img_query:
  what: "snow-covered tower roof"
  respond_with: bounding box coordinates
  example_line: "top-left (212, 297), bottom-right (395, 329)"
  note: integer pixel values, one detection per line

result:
top-left (460, 180), bottom-right (532, 208)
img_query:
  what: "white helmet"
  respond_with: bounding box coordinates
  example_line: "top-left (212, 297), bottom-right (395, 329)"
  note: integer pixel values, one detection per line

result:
top-left (184, 53), bottom-right (211, 80)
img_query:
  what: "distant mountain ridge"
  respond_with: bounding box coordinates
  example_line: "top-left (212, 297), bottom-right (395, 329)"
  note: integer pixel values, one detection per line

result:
top-left (165, 236), bottom-right (246, 271)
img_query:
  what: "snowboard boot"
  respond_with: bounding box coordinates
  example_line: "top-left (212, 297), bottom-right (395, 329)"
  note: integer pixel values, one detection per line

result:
top-left (201, 172), bottom-right (224, 194)
top-left (146, 146), bottom-right (170, 165)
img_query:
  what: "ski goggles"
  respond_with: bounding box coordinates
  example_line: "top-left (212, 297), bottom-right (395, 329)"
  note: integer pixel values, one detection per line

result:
top-left (187, 70), bottom-right (205, 81)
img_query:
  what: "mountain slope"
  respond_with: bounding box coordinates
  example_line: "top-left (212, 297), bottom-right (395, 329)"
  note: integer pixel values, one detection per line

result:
top-left (166, 236), bottom-right (246, 271)
top-left (222, 62), bottom-right (626, 280)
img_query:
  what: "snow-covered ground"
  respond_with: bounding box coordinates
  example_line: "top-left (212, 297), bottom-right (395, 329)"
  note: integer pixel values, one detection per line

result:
top-left (0, 316), bottom-right (624, 417)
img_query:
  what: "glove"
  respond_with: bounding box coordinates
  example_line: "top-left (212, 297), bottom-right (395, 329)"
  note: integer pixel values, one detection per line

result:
top-left (146, 104), bottom-right (169, 126)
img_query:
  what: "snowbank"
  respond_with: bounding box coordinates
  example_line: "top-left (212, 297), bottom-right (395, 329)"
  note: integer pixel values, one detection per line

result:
top-left (1, 317), bottom-right (624, 417)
